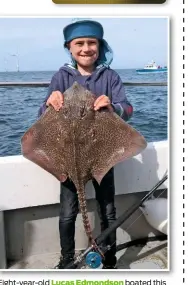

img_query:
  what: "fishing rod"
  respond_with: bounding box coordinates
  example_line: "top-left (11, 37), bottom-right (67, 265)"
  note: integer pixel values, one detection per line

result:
top-left (65, 173), bottom-right (168, 269)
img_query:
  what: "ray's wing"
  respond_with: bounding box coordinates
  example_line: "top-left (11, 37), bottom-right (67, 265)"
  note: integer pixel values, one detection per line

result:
top-left (91, 110), bottom-right (147, 185)
top-left (21, 107), bottom-right (71, 182)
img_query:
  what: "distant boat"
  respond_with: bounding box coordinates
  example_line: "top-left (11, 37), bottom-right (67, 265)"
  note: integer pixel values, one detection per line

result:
top-left (136, 60), bottom-right (167, 74)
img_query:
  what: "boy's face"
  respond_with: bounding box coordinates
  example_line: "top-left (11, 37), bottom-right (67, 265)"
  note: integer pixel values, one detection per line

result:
top-left (69, 37), bottom-right (99, 68)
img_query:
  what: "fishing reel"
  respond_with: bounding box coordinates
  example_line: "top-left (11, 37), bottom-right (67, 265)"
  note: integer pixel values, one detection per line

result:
top-left (85, 244), bottom-right (111, 268)
top-left (85, 251), bottom-right (103, 268)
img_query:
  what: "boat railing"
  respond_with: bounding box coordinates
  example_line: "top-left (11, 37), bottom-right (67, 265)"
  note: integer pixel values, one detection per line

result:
top-left (0, 81), bottom-right (167, 87)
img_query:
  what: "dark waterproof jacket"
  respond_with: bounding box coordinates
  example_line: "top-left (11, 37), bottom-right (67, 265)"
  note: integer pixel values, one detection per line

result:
top-left (38, 64), bottom-right (133, 121)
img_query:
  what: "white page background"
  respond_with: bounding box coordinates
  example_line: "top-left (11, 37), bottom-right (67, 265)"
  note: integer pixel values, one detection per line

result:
top-left (0, 0), bottom-right (187, 283)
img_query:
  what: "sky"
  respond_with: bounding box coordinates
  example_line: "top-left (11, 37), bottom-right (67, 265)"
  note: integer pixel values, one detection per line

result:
top-left (0, 17), bottom-right (168, 71)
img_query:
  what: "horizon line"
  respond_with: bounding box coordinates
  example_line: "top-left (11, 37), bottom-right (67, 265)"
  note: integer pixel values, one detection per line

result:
top-left (0, 67), bottom-right (142, 72)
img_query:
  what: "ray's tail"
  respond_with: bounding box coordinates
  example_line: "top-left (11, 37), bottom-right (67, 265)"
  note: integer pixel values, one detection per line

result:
top-left (77, 188), bottom-right (96, 246)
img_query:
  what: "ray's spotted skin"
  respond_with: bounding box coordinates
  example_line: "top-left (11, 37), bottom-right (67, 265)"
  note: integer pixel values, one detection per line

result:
top-left (21, 82), bottom-right (147, 248)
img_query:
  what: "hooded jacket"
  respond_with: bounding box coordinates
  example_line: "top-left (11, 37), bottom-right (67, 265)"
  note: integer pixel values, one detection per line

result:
top-left (38, 64), bottom-right (133, 121)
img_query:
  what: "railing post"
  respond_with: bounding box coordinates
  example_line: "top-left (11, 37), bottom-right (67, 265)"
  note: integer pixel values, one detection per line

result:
top-left (0, 211), bottom-right (7, 269)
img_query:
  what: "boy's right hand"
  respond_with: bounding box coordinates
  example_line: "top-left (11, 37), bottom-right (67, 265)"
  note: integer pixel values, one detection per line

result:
top-left (46, 91), bottom-right (64, 111)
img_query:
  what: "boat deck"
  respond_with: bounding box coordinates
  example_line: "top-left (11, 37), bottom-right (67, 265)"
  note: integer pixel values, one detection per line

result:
top-left (1, 142), bottom-right (168, 271)
top-left (7, 239), bottom-right (168, 270)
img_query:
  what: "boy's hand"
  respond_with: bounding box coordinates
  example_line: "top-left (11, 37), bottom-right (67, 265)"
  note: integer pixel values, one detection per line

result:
top-left (46, 91), bottom-right (64, 111)
top-left (94, 95), bottom-right (113, 112)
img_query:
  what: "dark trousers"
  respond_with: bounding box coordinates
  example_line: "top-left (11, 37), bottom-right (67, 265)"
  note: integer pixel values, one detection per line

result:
top-left (59, 168), bottom-right (117, 265)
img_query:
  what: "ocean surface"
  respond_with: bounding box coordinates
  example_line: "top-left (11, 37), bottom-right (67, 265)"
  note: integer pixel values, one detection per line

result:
top-left (0, 69), bottom-right (168, 157)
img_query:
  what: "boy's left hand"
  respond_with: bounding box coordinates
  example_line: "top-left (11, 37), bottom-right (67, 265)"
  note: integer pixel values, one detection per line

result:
top-left (94, 95), bottom-right (113, 112)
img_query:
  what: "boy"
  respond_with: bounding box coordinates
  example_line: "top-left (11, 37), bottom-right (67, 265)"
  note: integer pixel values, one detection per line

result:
top-left (38, 19), bottom-right (133, 269)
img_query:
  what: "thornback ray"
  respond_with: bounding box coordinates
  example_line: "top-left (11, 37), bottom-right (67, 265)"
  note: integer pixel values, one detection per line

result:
top-left (21, 81), bottom-right (147, 247)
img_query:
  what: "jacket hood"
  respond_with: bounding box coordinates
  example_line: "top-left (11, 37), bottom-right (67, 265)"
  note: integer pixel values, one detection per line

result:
top-left (59, 63), bottom-right (109, 82)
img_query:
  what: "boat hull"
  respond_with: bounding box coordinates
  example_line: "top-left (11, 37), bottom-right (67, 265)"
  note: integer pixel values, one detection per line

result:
top-left (136, 68), bottom-right (167, 74)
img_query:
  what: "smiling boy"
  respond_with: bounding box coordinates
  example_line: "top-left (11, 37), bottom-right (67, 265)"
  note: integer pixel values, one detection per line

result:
top-left (38, 19), bottom-right (133, 269)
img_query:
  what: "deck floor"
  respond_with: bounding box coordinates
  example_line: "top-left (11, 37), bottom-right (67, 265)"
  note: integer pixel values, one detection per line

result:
top-left (7, 239), bottom-right (168, 270)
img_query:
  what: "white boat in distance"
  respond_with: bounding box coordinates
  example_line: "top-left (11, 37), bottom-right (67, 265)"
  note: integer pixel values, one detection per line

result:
top-left (136, 60), bottom-right (168, 74)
